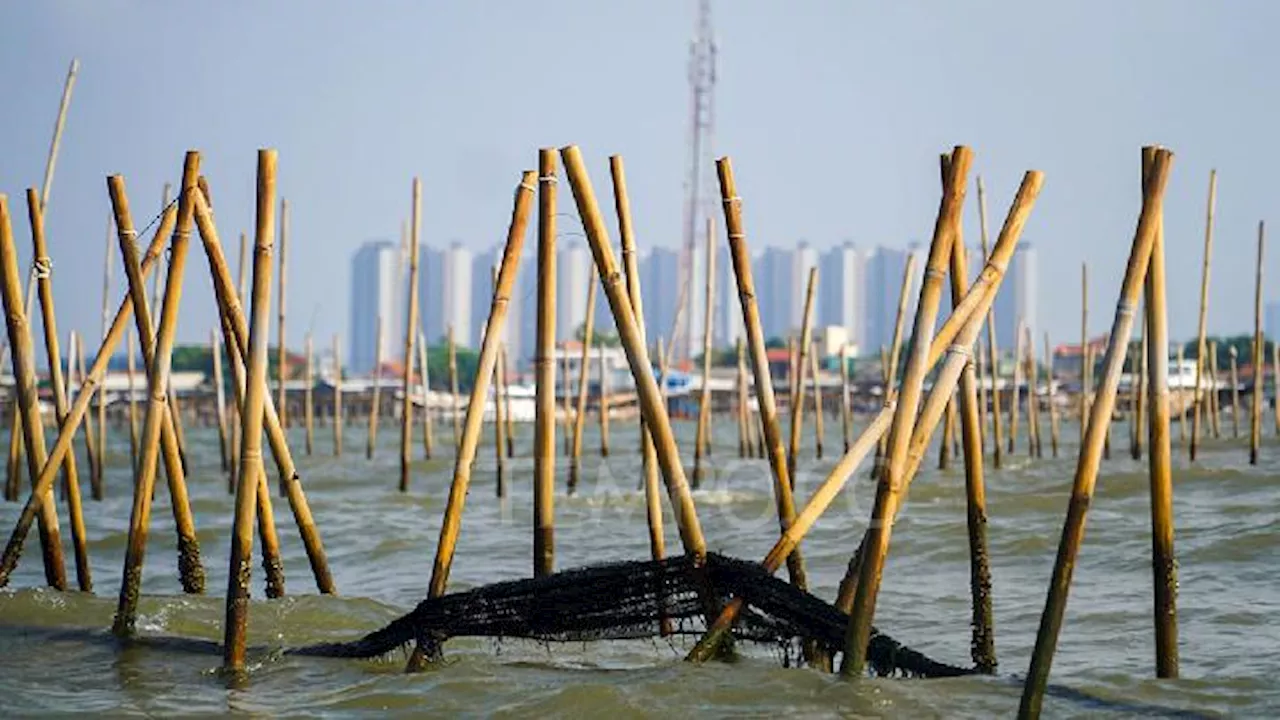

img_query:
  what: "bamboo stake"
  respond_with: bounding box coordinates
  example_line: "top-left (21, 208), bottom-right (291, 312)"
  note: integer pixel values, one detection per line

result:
top-left (230, 232), bottom-right (247, 485)
top-left (367, 316), bottom-right (384, 460)
top-left (95, 212), bottom-right (112, 500)
top-left (562, 146), bottom-right (707, 561)
top-left (425, 171), bottom-right (536, 605)
top-left (840, 345), bottom-right (852, 452)
top-left (874, 256), bottom-right (918, 478)
top-left (534, 152), bottom-right (558, 577)
top-left (0, 203), bottom-right (176, 588)
top-left (1009, 319), bottom-right (1023, 455)
top-left (842, 146), bottom-right (972, 675)
top-left (190, 188), bottom-right (335, 594)
top-left (1142, 146), bottom-right (1178, 678)
top-left (127, 327), bottom-right (139, 474)
top-left (561, 345), bottom-right (572, 456)
top-left (1027, 325), bottom-right (1043, 458)
top-left (332, 335), bottom-right (343, 454)
top-left (610, 154), bottom-right (666, 586)
top-left (0, 193), bottom-right (66, 586)
top-left (503, 345), bottom-right (516, 458)
top-left (111, 157), bottom-right (207, 637)
top-left (1229, 346), bottom-right (1240, 440)
top-left (419, 329), bottom-right (434, 458)
top-left (212, 328), bottom-right (229, 472)
top-left (976, 340), bottom-right (989, 453)
top-left (788, 268), bottom-right (818, 480)
top-left (304, 333), bottom-right (314, 455)
top-left (1272, 342), bottom-right (1279, 437)
top-left (1190, 171), bottom-right (1216, 460)
top-left (1045, 334), bottom-right (1060, 458)
top-left (222, 149), bottom-right (277, 673)
top-left (21, 192), bottom-right (81, 590)
top-left (568, 274), bottom-right (597, 494)
top-left (400, 179), bottom-right (421, 489)
top-left (694, 216), bottom-right (716, 485)
top-left (72, 331), bottom-right (101, 505)
top-left (1134, 319), bottom-right (1148, 460)
top-left (1252, 222), bottom-right (1265, 464)
top-left (809, 341), bottom-right (825, 460)
top-left (1209, 341), bottom-right (1222, 439)
top-left (978, 178), bottom-right (1004, 470)
top-left (1020, 147), bottom-right (1171, 718)
top-left (494, 338), bottom-right (508, 499)
top-left (738, 339), bottom-right (751, 457)
top-left (448, 325), bottom-right (460, 446)
top-left (277, 198), bottom-right (289, 430)
top-left (1177, 344), bottom-right (1188, 444)
top-left (598, 341), bottom-right (610, 457)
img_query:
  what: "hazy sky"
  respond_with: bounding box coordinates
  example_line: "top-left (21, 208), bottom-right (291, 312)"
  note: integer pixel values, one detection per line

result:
top-left (1, 1), bottom-right (1278, 353)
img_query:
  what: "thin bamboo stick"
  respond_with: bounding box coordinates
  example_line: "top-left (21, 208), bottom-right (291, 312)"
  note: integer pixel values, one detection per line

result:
top-left (367, 316), bottom-right (384, 460)
top-left (1009, 318), bottom-right (1023, 455)
top-left (304, 333), bottom-right (314, 455)
top-left (809, 341), bottom-right (825, 460)
top-left (1177, 344), bottom-right (1188, 443)
top-left (212, 328), bottom-right (229, 472)
top-left (494, 338), bottom-right (508, 499)
top-left (1273, 342), bottom-right (1279, 437)
top-left (840, 345), bottom-right (852, 453)
top-left (534, 152), bottom-right (558, 577)
top-left (976, 340), bottom-right (989, 453)
top-left (561, 345), bottom-right (572, 456)
top-left (1209, 341), bottom-right (1222, 439)
top-left (222, 149), bottom-right (277, 673)
top-left (503, 345), bottom-right (516, 458)
top-left (26, 191), bottom-right (87, 589)
top-left (0, 202), bottom-right (175, 588)
top-left (400, 179), bottom-right (421, 489)
top-left (419, 329), bottom-right (434, 458)
top-left (841, 146), bottom-right (971, 675)
top-left (277, 198), bottom-right (289, 430)
top-left (127, 327), bottom-right (139, 474)
top-left (1, 239), bottom-right (58, 579)
top-left (1142, 145), bottom-right (1178, 678)
top-left (1045, 334), bottom-right (1060, 458)
top-left (1251, 221), bottom-right (1265, 464)
top-left (609, 154), bottom-right (666, 588)
top-left (561, 146), bottom-right (707, 560)
top-left (788, 268), bottom-right (818, 480)
top-left (230, 231), bottom-right (247, 484)
top-left (874, 256), bottom-right (917, 478)
top-left (598, 341), bottom-right (610, 457)
top-left (738, 339), bottom-right (751, 457)
top-left (72, 330), bottom-right (101, 505)
top-left (425, 171), bottom-right (536, 606)
top-left (111, 158), bottom-right (207, 636)
top-left (190, 187), bottom-right (335, 594)
top-left (448, 325), bottom-right (460, 446)
top-left (1229, 346), bottom-right (1240, 440)
top-left (1027, 325), bottom-right (1043, 458)
top-left (95, 211), bottom-right (112, 500)
top-left (1134, 318), bottom-right (1148, 460)
top-left (568, 273), bottom-right (597, 494)
top-left (940, 392), bottom-right (955, 469)
top-left (1020, 147), bottom-right (1171, 718)
top-left (979, 177), bottom-right (1004, 470)
top-left (694, 216), bottom-right (716, 485)
top-left (333, 335), bottom-right (343, 455)
top-left (1190, 171), bottom-right (1216, 461)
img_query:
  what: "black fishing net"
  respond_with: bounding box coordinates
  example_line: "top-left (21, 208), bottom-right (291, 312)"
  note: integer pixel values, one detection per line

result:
top-left (292, 553), bottom-right (971, 678)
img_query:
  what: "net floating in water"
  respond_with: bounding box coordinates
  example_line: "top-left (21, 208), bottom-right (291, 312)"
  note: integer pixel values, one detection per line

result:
top-left (292, 552), bottom-right (971, 678)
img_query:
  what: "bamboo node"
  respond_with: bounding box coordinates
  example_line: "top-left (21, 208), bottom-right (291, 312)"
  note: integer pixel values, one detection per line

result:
top-left (519, 182), bottom-right (536, 193)
top-left (538, 175), bottom-right (558, 184)
top-left (947, 343), bottom-right (972, 359)
top-left (1115, 301), bottom-right (1136, 318)
top-left (31, 257), bottom-right (52, 280)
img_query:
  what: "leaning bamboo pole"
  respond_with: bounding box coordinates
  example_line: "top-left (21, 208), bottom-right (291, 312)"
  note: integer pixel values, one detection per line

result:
top-left (534, 152), bottom-right (558, 576)
top-left (448, 325), bottom-right (460, 446)
top-left (609, 153), bottom-right (666, 584)
top-left (1190, 170), bottom-right (1217, 460)
top-left (400, 179), bottom-right (421, 490)
top-left (842, 145), bottom-right (971, 675)
top-left (694, 216), bottom-right (716, 486)
top-left (276, 198), bottom-right (289, 430)
top-left (978, 177), bottom-right (1004, 470)
top-left (112, 155), bottom-right (208, 637)
top-left (568, 273), bottom-right (597, 494)
top-left (304, 333), bottom-right (314, 455)
top-left (788, 268), bottom-right (818, 480)
top-left (26, 191), bottom-right (90, 591)
top-left (0, 196), bottom-right (65, 589)
top-left (367, 316), bottom-right (384, 460)
top-left (809, 341), bottom-right (825, 460)
top-left (561, 146), bottom-right (706, 560)
top-left (494, 338), bottom-right (508, 499)
top-left (332, 335), bottom-right (343, 455)
top-left (1020, 147), bottom-right (1172, 718)
top-left (598, 341), bottom-right (610, 457)
top-left (222, 149), bottom-right (277, 673)
top-left (0, 202), bottom-right (174, 588)
top-left (127, 327), bottom-right (139, 473)
top-left (419, 329), bottom-right (434, 459)
top-left (190, 187), bottom-right (335, 594)
top-left (1045, 333), bottom-right (1060, 458)
top-left (1251, 221), bottom-right (1265, 465)
top-left (212, 328), bottom-right (229, 472)
top-left (1142, 145), bottom-right (1178, 679)
top-left (425, 171), bottom-right (536, 608)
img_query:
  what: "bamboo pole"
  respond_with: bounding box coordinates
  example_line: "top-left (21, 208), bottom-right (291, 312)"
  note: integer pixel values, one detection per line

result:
top-left (72, 331), bottom-right (101, 505)
top-left (1273, 342), bottom-right (1279, 437)
top-left (978, 177), bottom-right (1004, 470)
top-left (190, 187), bottom-right (335, 594)
top-left (28, 191), bottom-right (91, 590)
top-left (127, 327), bottom-right (139, 474)
top-left (95, 212), bottom-right (112, 500)
top-left (1027, 325), bottom-right (1043, 458)
top-left (738, 339), bottom-right (752, 457)
top-left (874, 255), bottom-right (918, 478)
top-left (419, 329), bottom-right (434, 459)
top-left (448, 325), bottom-right (460, 446)
top-left (111, 158), bottom-right (208, 636)
top-left (222, 149), bottom-right (278, 673)
top-left (1009, 319), bottom-right (1023, 455)
top-left (0, 202), bottom-right (176, 588)
top-left (1019, 147), bottom-right (1171, 718)
top-left (1, 194), bottom-right (67, 590)
top-left (1190, 171), bottom-right (1216, 460)
top-left (568, 273), bottom-right (597, 494)
top-left (809, 341), bottom-right (825, 460)
top-left (1177, 344), bottom-right (1188, 444)
top-left (494, 338), bottom-right (508, 499)
top-left (842, 146), bottom-right (972, 675)
top-left (333, 335), bottom-right (343, 455)
top-left (788, 268), bottom-right (818, 480)
top-left (425, 170), bottom-right (536, 606)
top-left (598, 341), bottom-right (610, 457)
top-left (694, 216), bottom-right (716, 486)
top-left (1142, 146), bottom-right (1178, 678)
top-left (534, 152), bottom-right (558, 576)
top-left (212, 328), bottom-right (229, 472)
top-left (1252, 221), bottom-right (1265, 464)
top-left (561, 345), bottom-right (572, 456)
top-left (304, 333), bottom-right (314, 455)
top-left (1229, 346), bottom-right (1240, 440)
top-left (230, 232), bottom-right (247, 485)
top-left (1209, 341), bottom-right (1222, 439)
top-left (940, 393), bottom-right (955, 469)
top-left (840, 345), bottom-right (852, 453)
top-left (277, 198), bottom-right (289, 430)
top-left (400, 179), bottom-right (421, 489)
top-left (1134, 318), bottom-right (1148, 460)
top-left (1045, 334), bottom-right (1060, 458)
top-left (367, 316), bottom-right (384, 460)
top-left (976, 340), bottom-right (989, 453)
top-left (503, 345), bottom-right (516, 458)
top-left (610, 154), bottom-right (666, 585)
